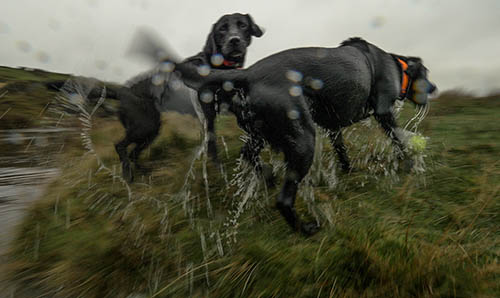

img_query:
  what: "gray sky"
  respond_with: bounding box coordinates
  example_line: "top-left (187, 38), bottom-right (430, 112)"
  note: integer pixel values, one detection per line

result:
top-left (1, 0), bottom-right (499, 94)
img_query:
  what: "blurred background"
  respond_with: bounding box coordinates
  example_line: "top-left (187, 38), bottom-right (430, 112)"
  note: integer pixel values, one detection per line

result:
top-left (1, 0), bottom-right (500, 94)
top-left (1, 1), bottom-right (499, 297)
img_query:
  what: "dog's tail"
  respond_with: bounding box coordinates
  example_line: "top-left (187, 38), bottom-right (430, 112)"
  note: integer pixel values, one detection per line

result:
top-left (44, 80), bottom-right (120, 100)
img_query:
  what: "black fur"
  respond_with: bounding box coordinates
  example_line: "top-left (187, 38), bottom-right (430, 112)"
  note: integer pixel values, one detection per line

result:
top-left (45, 13), bottom-right (263, 182)
top-left (170, 37), bottom-right (436, 235)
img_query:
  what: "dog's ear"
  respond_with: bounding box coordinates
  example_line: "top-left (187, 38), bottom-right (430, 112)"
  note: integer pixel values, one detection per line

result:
top-left (245, 14), bottom-right (264, 37)
top-left (405, 56), bottom-right (423, 78)
top-left (203, 25), bottom-right (218, 56)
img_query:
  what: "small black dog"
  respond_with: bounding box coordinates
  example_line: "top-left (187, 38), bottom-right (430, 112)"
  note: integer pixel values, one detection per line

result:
top-left (47, 13), bottom-right (263, 182)
top-left (166, 37), bottom-right (437, 235)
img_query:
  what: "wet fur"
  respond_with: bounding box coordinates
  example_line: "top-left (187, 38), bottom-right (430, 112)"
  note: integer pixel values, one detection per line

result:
top-left (172, 37), bottom-right (436, 235)
top-left (46, 13), bottom-right (263, 182)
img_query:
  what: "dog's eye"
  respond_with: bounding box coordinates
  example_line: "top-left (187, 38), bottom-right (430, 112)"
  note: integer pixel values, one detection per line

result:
top-left (219, 24), bottom-right (228, 32)
top-left (238, 22), bottom-right (248, 29)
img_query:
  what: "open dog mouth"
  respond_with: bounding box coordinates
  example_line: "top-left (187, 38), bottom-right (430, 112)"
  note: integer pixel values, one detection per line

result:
top-left (227, 50), bottom-right (244, 59)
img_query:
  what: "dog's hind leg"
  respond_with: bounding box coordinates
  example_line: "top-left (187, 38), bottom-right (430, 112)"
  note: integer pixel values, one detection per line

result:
top-left (276, 131), bottom-right (318, 236)
top-left (129, 138), bottom-right (154, 169)
top-left (329, 130), bottom-right (351, 173)
top-left (115, 138), bottom-right (133, 182)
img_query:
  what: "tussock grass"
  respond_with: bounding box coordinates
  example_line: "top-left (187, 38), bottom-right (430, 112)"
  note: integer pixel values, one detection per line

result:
top-left (3, 74), bottom-right (499, 297)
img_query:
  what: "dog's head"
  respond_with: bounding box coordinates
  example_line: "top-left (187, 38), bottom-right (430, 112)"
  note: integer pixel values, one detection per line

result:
top-left (203, 13), bottom-right (263, 69)
top-left (405, 57), bottom-right (437, 105)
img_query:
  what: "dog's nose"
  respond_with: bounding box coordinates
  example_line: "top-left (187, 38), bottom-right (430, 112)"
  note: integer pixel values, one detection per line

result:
top-left (429, 83), bottom-right (437, 94)
top-left (229, 36), bottom-right (241, 45)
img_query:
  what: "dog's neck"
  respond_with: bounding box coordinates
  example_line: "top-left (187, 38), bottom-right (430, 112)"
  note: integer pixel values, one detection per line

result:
top-left (200, 51), bottom-right (245, 69)
top-left (392, 55), bottom-right (412, 100)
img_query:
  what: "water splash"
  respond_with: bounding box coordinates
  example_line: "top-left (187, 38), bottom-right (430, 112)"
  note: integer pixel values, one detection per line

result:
top-left (53, 77), bottom-right (132, 197)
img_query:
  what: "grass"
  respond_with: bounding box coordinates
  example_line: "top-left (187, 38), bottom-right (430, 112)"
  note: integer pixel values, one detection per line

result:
top-left (2, 68), bottom-right (499, 297)
top-left (0, 66), bottom-right (70, 129)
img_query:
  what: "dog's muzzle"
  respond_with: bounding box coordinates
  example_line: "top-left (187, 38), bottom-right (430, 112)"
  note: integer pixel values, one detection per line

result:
top-left (410, 79), bottom-right (436, 105)
top-left (222, 36), bottom-right (246, 58)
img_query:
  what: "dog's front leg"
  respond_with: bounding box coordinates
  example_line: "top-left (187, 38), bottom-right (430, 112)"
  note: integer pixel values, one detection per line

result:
top-left (200, 100), bottom-right (219, 163)
top-left (375, 112), bottom-right (414, 170)
top-left (115, 138), bottom-right (133, 183)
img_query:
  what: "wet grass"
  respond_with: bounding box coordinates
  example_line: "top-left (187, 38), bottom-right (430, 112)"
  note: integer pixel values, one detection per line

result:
top-left (3, 73), bottom-right (499, 298)
top-left (0, 66), bottom-right (70, 129)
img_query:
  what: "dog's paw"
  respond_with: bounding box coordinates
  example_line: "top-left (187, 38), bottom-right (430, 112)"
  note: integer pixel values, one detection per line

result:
top-left (300, 221), bottom-right (320, 237)
top-left (341, 164), bottom-right (353, 174)
top-left (122, 162), bottom-right (134, 183)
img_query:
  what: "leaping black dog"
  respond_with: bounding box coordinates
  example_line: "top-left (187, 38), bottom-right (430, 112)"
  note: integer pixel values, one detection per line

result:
top-left (46, 13), bottom-right (263, 182)
top-left (164, 37), bottom-right (437, 235)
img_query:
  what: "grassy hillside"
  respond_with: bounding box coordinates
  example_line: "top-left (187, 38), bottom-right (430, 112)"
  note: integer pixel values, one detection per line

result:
top-left (2, 68), bottom-right (499, 297)
top-left (0, 66), bottom-right (70, 128)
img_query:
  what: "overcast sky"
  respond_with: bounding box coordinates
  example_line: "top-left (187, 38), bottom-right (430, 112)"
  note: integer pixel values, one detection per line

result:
top-left (1, 0), bottom-right (499, 94)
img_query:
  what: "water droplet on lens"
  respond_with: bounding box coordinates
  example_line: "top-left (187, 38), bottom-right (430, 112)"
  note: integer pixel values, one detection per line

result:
top-left (287, 109), bottom-right (300, 120)
top-left (316, 48), bottom-right (328, 58)
top-left (152, 74), bottom-right (164, 86)
top-left (69, 93), bottom-right (84, 104)
top-left (6, 132), bottom-right (23, 145)
top-left (200, 90), bottom-right (214, 103)
top-left (198, 65), bottom-right (211, 76)
top-left (160, 61), bottom-right (175, 72)
top-left (36, 51), bottom-right (50, 63)
top-left (289, 85), bottom-right (302, 96)
top-left (286, 70), bottom-right (303, 83)
top-left (48, 18), bottom-right (60, 31)
top-left (169, 79), bottom-right (182, 90)
top-left (310, 79), bottom-right (324, 90)
top-left (223, 81), bottom-right (234, 91)
top-left (95, 60), bottom-right (107, 70)
top-left (114, 67), bottom-right (124, 76)
top-left (211, 54), bottom-right (224, 66)
top-left (16, 41), bottom-right (31, 53)
top-left (156, 50), bottom-right (166, 60)
top-left (371, 16), bottom-right (386, 28)
top-left (0, 22), bottom-right (10, 34)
